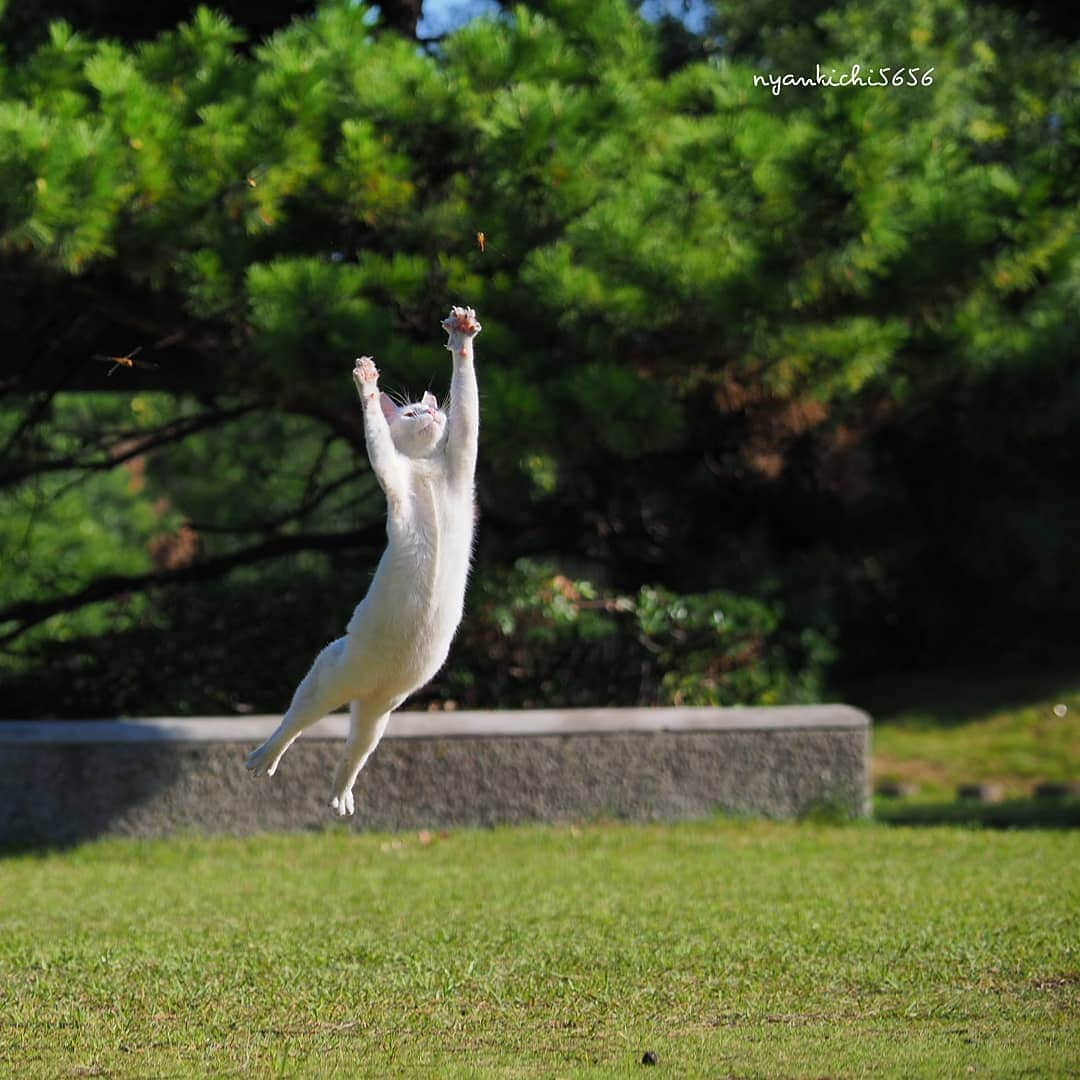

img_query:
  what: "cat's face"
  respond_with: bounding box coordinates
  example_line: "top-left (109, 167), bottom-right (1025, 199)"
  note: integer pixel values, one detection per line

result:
top-left (381, 391), bottom-right (447, 458)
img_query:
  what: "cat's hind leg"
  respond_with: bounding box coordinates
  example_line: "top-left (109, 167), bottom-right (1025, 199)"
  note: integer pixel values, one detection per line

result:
top-left (328, 698), bottom-right (397, 816)
top-left (245, 636), bottom-right (354, 778)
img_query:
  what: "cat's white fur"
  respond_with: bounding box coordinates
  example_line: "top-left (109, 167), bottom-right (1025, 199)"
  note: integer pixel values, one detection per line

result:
top-left (245, 306), bottom-right (481, 815)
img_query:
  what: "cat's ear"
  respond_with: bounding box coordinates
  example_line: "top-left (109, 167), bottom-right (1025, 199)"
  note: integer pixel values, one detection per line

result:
top-left (421, 391), bottom-right (438, 411)
top-left (379, 392), bottom-right (398, 423)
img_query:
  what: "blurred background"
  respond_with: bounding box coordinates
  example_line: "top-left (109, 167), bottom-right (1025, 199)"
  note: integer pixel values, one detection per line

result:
top-left (0, 0), bottom-right (1076, 721)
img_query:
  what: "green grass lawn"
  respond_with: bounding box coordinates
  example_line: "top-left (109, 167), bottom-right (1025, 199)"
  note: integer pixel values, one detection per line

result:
top-left (843, 666), bottom-right (1080, 800)
top-left (2, 821), bottom-right (1076, 1077)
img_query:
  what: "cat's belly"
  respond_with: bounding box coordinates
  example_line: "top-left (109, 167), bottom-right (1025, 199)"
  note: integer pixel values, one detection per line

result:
top-left (343, 522), bottom-right (472, 698)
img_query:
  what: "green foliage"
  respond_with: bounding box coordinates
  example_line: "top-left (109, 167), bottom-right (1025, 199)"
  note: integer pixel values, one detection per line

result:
top-left (246, 258), bottom-right (390, 376)
top-left (4, 0), bottom-right (1072, 394)
top-left (11, 4), bottom-right (1080, 336)
top-left (0, 394), bottom-right (182, 652)
top-left (146, 408), bottom-right (363, 536)
top-left (635, 584), bottom-right (833, 706)
top-left (430, 560), bottom-right (831, 710)
top-left (0, 0), bottom-right (1077, 709)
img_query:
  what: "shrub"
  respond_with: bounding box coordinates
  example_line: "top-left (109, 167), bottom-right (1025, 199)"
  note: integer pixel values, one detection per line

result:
top-left (424, 559), bottom-right (834, 710)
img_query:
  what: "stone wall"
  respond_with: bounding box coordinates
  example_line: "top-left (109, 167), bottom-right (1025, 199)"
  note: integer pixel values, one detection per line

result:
top-left (0, 706), bottom-right (871, 845)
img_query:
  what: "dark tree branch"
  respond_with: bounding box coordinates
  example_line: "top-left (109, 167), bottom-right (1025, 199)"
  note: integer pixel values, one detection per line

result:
top-left (374, 0), bottom-right (422, 39)
top-left (0, 403), bottom-right (260, 490)
top-left (0, 525), bottom-right (384, 649)
top-left (300, 431), bottom-right (338, 505)
top-left (289, 399), bottom-right (362, 448)
top-left (187, 467), bottom-right (372, 535)
top-left (0, 353), bottom-right (86, 467)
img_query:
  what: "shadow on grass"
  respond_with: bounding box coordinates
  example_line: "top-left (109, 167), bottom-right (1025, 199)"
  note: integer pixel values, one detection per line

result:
top-left (0, 742), bottom-right (185, 855)
top-left (838, 663), bottom-right (1078, 728)
top-left (875, 796), bottom-right (1080, 829)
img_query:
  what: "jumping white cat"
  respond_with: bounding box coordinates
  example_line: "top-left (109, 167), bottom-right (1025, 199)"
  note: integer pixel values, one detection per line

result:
top-left (245, 305), bottom-right (481, 815)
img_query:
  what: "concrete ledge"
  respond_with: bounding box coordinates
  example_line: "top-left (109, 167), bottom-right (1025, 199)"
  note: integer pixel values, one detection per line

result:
top-left (0, 707), bottom-right (871, 844)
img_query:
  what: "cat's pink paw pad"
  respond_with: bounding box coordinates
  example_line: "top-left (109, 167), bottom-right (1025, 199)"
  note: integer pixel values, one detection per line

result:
top-left (441, 306), bottom-right (482, 338)
top-left (353, 356), bottom-right (378, 384)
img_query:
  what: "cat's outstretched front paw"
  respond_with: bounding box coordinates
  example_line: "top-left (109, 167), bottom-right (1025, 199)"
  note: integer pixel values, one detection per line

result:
top-left (353, 356), bottom-right (379, 401)
top-left (354, 356), bottom-right (378, 384)
top-left (330, 787), bottom-right (355, 817)
top-left (442, 306), bottom-right (482, 343)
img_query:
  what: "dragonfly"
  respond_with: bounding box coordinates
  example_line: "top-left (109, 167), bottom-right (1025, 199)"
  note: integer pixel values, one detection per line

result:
top-left (475, 230), bottom-right (503, 257)
top-left (92, 346), bottom-right (159, 376)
